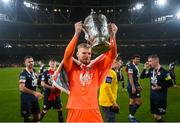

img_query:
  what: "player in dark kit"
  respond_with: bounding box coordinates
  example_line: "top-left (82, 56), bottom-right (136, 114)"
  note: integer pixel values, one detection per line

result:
top-left (140, 54), bottom-right (173, 122)
top-left (126, 54), bottom-right (142, 123)
top-left (169, 62), bottom-right (176, 87)
top-left (37, 62), bottom-right (46, 94)
top-left (40, 58), bottom-right (64, 122)
top-left (19, 56), bottom-right (43, 122)
top-left (116, 56), bottom-right (126, 91)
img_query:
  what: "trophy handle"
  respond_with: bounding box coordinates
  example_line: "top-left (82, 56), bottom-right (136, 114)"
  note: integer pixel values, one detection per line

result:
top-left (82, 24), bottom-right (93, 45)
top-left (105, 41), bottom-right (111, 46)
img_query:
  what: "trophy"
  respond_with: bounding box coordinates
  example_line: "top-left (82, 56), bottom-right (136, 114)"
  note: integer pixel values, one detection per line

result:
top-left (83, 13), bottom-right (110, 54)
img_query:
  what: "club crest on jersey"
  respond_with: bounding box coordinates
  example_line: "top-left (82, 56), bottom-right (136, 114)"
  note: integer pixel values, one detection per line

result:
top-left (80, 72), bottom-right (92, 86)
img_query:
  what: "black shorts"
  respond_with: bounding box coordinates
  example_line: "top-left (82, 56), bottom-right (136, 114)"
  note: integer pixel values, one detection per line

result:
top-left (170, 72), bottom-right (176, 79)
top-left (127, 87), bottom-right (141, 98)
top-left (150, 97), bottom-right (167, 115)
top-left (43, 96), bottom-right (62, 110)
top-left (118, 75), bottom-right (124, 82)
top-left (21, 93), bottom-right (40, 117)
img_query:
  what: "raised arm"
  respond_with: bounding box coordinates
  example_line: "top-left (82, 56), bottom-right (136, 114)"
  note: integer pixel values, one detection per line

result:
top-left (63, 21), bottom-right (82, 72)
top-left (106, 23), bottom-right (118, 61)
top-left (97, 23), bottom-right (118, 84)
top-left (140, 62), bottom-right (150, 79)
top-left (97, 23), bottom-right (117, 69)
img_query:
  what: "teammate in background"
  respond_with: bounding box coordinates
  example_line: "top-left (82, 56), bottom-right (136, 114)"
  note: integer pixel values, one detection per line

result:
top-left (40, 58), bottom-right (64, 122)
top-left (37, 62), bottom-right (46, 94)
top-left (140, 54), bottom-right (173, 122)
top-left (116, 57), bottom-right (126, 91)
top-left (169, 62), bottom-right (176, 87)
top-left (63, 21), bottom-right (117, 122)
top-left (99, 56), bottom-right (121, 122)
top-left (19, 56), bottom-right (42, 122)
top-left (126, 54), bottom-right (142, 123)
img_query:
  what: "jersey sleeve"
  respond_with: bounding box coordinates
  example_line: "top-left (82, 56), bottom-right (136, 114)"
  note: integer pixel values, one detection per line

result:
top-left (41, 74), bottom-right (45, 81)
top-left (157, 70), bottom-right (173, 89)
top-left (127, 65), bottom-right (133, 74)
top-left (64, 34), bottom-right (79, 72)
top-left (140, 68), bottom-right (150, 79)
top-left (19, 72), bottom-right (26, 84)
top-left (41, 71), bottom-right (50, 84)
top-left (96, 36), bottom-right (117, 85)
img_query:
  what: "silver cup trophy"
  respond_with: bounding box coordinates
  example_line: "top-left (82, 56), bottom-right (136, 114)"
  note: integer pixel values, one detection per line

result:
top-left (83, 14), bottom-right (110, 54)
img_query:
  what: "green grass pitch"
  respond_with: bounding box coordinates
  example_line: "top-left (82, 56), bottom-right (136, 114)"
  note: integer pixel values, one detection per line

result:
top-left (0, 65), bottom-right (180, 122)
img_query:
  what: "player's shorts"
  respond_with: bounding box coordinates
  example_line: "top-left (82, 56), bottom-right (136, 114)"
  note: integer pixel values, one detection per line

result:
top-left (170, 72), bottom-right (176, 79)
top-left (66, 109), bottom-right (103, 122)
top-left (20, 93), bottom-right (40, 117)
top-left (43, 96), bottom-right (62, 110)
top-left (127, 86), bottom-right (141, 98)
top-left (43, 90), bottom-right (62, 110)
top-left (119, 75), bottom-right (124, 82)
top-left (150, 97), bottom-right (167, 115)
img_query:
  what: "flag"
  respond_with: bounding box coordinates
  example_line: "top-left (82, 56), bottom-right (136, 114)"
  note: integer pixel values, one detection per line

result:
top-left (52, 60), bottom-right (70, 94)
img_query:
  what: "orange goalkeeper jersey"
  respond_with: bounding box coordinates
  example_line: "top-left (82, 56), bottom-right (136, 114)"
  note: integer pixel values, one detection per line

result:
top-left (66, 61), bottom-right (104, 109)
top-left (64, 34), bottom-right (117, 110)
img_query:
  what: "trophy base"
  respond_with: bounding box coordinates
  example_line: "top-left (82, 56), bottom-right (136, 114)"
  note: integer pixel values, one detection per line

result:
top-left (92, 37), bottom-right (110, 54)
top-left (92, 44), bottom-right (110, 54)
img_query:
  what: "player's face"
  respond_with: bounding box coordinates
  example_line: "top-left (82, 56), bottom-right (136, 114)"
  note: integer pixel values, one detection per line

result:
top-left (134, 57), bottom-right (140, 65)
top-left (77, 48), bottom-right (91, 65)
top-left (119, 60), bottom-right (123, 67)
top-left (113, 59), bottom-right (122, 69)
top-left (49, 60), bottom-right (56, 69)
top-left (148, 58), bottom-right (157, 68)
top-left (25, 58), bottom-right (34, 69)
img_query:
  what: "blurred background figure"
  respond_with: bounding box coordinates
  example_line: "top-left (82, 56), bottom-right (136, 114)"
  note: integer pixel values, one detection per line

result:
top-left (40, 58), bottom-right (64, 122)
top-left (37, 61), bottom-right (46, 94)
top-left (126, 54), bottom-right (142, 123)
top-left (169, 62), bottom-right (177, 87)
top-left (116, 56), bottom-right (126, 92)
top-left (141, 54), bottom-right (173, 122)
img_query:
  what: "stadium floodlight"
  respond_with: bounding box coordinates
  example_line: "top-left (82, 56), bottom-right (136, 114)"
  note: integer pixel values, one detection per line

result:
top-left (24, 1), bottom-right (31, 8)
top-left (176, 11), bottom-right (180, 19)
top-left (132, 3), bottom-right (144, 11)
top-left (155, 0), bottom-right (167, 6)
top-left (4, 44), bottom-right (12, 48)
top-left (135, 3), bottom-right (144, 10)
top-left (2, 0), bottom-right (10, 3)
top-left (54, 9), bottom-right (57, 12)
top-left (66, 9), bottom-right (70, 13)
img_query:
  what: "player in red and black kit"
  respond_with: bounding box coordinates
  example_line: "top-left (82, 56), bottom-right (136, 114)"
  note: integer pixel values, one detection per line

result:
top-left (40, 58), bottom-right (64, 122)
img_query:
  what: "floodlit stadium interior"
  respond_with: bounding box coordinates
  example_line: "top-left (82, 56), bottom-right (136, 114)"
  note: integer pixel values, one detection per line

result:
top-left (0, 0), bottom-right (180, 66)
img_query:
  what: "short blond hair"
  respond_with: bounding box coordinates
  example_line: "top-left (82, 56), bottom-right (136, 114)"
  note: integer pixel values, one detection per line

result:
top-left (77, 43), bottom-right (91, 50)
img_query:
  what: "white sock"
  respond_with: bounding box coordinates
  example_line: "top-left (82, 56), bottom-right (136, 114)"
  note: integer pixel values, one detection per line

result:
top-left (129, 114), bottom-right (134, 118)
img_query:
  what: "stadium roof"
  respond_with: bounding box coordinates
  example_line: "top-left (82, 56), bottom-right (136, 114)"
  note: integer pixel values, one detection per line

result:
top-left (1, 0), bottom-right (180, 24)
top-left (27, 0), bottom-right (130, 6)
